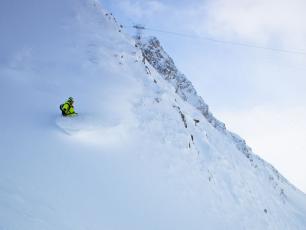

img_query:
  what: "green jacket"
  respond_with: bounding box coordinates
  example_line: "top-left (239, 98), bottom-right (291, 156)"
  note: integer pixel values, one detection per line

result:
top-left (61, 101), bottom-right (77, 116)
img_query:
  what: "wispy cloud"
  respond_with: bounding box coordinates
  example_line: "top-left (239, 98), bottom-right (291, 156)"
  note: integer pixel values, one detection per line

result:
top-left (111, 0), bottom-right (306, 50)
top-left (116, 0), bottom-right (168, 20)
top-left (201, 0), bottom-right (306, 49)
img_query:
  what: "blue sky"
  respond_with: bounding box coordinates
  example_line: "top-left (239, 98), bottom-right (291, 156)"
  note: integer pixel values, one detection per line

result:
top-left (100, 0), bottom-right (306, 193)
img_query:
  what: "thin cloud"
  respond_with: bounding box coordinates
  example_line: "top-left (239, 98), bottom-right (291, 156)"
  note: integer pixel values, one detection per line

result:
top-left (203, 0), bottom-right (306, 49)
top-left (116, 0), bottom-right (167, 20)
top-left (113, 0), bottom-right (306, 50)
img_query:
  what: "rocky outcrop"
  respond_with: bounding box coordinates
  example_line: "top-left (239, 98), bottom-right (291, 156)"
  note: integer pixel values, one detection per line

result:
top-left (140, 37), bottom-right (253, 155)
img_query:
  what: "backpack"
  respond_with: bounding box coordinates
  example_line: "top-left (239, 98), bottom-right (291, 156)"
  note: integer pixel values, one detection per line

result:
top-left (59, 103), bottom-right (70, 116)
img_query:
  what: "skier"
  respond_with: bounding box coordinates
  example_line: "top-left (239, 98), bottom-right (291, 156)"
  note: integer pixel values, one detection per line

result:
top-left (60, 97), bottom-right (78, 116)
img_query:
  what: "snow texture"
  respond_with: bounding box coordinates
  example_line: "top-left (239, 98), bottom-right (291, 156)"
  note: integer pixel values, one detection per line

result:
top-left (0, 0), bottom-right (306, 229)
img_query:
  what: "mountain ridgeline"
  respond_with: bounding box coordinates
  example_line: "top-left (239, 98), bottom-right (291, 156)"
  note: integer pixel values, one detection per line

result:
top-left (140, 36), bottom-right (289, 191)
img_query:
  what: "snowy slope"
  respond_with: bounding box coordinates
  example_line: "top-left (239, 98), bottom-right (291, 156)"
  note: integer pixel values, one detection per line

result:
top-left (0, 0), bottom-right (306, 229)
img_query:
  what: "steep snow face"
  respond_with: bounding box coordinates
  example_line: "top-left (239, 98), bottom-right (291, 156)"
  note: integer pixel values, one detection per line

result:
top-left (0, 0), bottom-right (306, 230)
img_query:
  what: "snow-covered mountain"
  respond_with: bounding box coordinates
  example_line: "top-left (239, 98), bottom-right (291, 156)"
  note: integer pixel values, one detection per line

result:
top-left (0, 0), bottom-right (305, 229)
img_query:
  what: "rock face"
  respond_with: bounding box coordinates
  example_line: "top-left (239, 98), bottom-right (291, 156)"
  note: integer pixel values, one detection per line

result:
top-left (141, 37), bottom-right (250, 154)
top-left (140, 35), bottom-right (290, 192)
